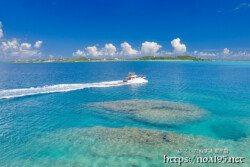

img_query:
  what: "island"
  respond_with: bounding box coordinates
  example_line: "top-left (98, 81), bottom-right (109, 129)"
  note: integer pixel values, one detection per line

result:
top-left (6, 56), bottom-right (211, 63)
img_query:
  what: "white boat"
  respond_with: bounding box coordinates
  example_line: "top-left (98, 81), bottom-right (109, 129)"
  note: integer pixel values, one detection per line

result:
top-left (123, 72), bottom-right (146, 83)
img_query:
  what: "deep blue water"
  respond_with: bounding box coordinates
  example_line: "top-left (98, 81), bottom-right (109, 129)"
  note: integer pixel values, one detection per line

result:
top-left (0, 61), bottom-right (249, 166)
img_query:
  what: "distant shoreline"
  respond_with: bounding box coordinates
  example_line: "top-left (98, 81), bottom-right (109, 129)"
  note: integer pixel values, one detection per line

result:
top-left (4, 60), bottom-right (250, 63)
top-left (5, 56), bottom-right (214, 63)
top-left (6, 60), bottom-right (211, 63)
top-left (5, 60), bottom-right (213, 63)
top-left (4, 55), bottom-right (250, 63)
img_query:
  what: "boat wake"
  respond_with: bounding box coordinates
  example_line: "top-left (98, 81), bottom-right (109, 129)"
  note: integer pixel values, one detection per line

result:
top-left (0, 79), bottom-right (148, 100)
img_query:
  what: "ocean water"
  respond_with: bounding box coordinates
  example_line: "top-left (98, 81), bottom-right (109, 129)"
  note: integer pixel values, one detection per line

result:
top-left (0, 61), bottom-right (249, 166)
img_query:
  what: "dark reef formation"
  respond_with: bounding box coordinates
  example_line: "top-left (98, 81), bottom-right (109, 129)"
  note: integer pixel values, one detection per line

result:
top-left (88, 100), bottom-right (209, 126)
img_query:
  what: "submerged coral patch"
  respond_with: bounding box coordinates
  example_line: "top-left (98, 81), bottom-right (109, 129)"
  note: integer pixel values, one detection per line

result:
top-left (7, 127), bottom-right (249, 167)
top-left (88, 100), bottom-right (209, 126)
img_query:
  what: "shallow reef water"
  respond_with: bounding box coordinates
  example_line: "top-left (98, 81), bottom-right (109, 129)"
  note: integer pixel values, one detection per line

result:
top-left (88, 100), bottom-right (209, 126)
top-left (0, 62), bottom-right (249, 166)
top-left (3, 126), bottom-right (249, 167)
top-left (210, 123), bottom-right (247, 141)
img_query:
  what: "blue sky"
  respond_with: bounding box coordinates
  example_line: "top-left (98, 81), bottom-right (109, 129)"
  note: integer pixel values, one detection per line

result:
top-left (0, 0), bottom-right (250, 60)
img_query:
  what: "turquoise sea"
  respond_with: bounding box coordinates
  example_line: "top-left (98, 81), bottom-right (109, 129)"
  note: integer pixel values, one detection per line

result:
top-left (0, 61), bottom-right (249, 166)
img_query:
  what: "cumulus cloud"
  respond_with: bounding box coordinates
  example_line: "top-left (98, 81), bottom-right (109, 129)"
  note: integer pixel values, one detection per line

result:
top-left (77, 44), bottom-right (117, 57)
top-left (34, 41), bottom-right (43, 48)
top-left (223, 48), bottom-right (230, 55)
top-left (141, 41), bottom-right (162, 56)
top-left (101, 43), bottom-right (116, 56)
top-left (0, 39), bottom-right (42, 58)
top-left (171, 38), bottom-right (186, 54)
top-left (85, 46), bottom-right (102, 57)
top-left (20, 43), bottom-right (32, 50)
top-left (120, 42), bottom-right (138, 56)
top-left (72, 40), bottom-right (250, 60)
top-left (0, 22), bottom-right (43, 60)
top-left (74, 41), bottom-right (162, 58)
top-left (1, 39), bottom-right (19, 51)
top-left (72, 49), bottom-right (85, 57)
top-left (0, 21), bottom-right (3, 38)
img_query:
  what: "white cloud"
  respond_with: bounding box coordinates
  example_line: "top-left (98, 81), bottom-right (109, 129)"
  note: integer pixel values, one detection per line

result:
top-left (223, 48), bottom-right (230, 55)
top-left (0, 21), bottom-right (3, 39)
top-left (75, 41), bottom-right (162, 58)
top-left (141, 41), bottom-right (162, 56)
top-left (231, 51), bottom-right (250, 58)
top-left (192, 49), bottom-right (250, 60)
top-left (0, 22), bottom-right (43, 60)
top-left (34, 41), bottom-right (43, 48)
top-left (171, 38), bottom-right (186, 54)
top-left (20, 43), bottom-right (32, 50)
top-left (0, 39), bottom-right (42, 58)
top-left (198, 52), bottom-right (217, 57)
top-left (221, 51), bottom-right (250, 60)
top-left (120, 42), bottom-right (138, 56)
top-left (84, 44), bottom-right (117, 57)
top-left (101, 43), bottom-right (116, 56)
top-left (1, 39), bottom-right (19, 51)
top-left (72, 49), bottom-right (85, 57)
top-left (72, 41), bottom-right (250, 60)
top-left (85, 46), bottom-right (102, 57)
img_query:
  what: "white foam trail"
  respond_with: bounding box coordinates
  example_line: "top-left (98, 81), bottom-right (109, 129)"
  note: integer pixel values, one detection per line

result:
top-left (0, 79), bottom-right (148, 99)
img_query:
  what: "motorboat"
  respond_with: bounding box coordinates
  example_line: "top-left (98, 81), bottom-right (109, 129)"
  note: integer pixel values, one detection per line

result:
top-left (123, 72), bottom-right (146, 83)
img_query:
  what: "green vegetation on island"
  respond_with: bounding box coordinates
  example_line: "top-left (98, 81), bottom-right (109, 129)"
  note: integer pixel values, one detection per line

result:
top-left (138, 55), bottom-right (210, 61)
top-left (6, 55), bottom-right (211, 63)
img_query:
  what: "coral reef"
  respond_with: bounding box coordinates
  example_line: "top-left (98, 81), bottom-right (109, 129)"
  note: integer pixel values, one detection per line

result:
top-left (10, 126), bottom-right (249, 167)
top-left (88, 100), bottom-right (209, 125)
